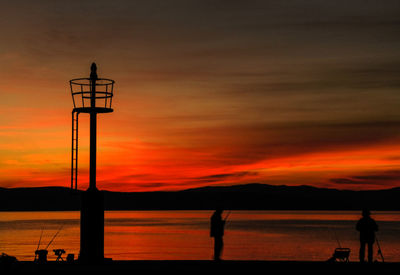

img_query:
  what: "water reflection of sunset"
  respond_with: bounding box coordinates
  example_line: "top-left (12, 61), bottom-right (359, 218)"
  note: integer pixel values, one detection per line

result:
top-left (2, 211), bottom-right (400, 261)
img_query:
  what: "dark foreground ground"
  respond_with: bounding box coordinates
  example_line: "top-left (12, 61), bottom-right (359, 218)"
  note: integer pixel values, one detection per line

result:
top-left (2, 260), bottom-right (400, 273)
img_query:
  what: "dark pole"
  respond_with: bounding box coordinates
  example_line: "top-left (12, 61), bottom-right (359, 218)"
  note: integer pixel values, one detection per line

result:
top-left (80, 63), bottom-right (104, 262)
top-left (89, 63), bottom-right (97, 191)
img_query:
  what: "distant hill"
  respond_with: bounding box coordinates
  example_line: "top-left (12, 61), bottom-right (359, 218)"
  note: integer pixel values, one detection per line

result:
top-left (0, 183), bottom-right (399, 211)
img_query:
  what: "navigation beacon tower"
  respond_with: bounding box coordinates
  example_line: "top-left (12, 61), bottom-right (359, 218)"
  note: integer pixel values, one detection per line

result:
top-left (69, 63), bottom-right (115, 262)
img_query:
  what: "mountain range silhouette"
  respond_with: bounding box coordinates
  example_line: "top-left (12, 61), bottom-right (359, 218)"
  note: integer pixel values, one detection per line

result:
top-left (1, 183), bottom-right (399, 211)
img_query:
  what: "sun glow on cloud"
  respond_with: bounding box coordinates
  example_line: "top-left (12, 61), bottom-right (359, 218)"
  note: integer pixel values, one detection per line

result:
top-left (1, 1), bottom-right (400, 191)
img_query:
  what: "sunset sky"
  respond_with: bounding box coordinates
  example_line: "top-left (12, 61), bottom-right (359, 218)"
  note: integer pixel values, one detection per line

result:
top-left (1, 0), bottom-right (400, 191)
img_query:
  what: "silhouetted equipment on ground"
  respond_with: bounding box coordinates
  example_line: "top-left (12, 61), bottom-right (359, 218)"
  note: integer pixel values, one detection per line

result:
top-left (69, 63), bottom-right (115, 263)
top-left (327, 230), bottom-right (350, 262)
top-left (328, 248), bottom-right (351, 262)
top-left (34, 250), bottom-right (48, 263)
top-left (34, 228), bottom-right (46, 263)
top-left (376, 236), bottom-right (384, 263)
top-left (0, 253), bottom-right (17, 270)
top-left (66, 254), bottom-right (75, 263)
top-left (53, 249), bottom-right (65, 262)
top-left (34, 226), bottom-right (63, 263)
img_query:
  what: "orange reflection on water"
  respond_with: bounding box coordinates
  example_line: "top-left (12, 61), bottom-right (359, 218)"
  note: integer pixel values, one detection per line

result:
top-left (104, 211), bottom-right (212, 260)
top-left (1, 211), bottom-right (400, 261)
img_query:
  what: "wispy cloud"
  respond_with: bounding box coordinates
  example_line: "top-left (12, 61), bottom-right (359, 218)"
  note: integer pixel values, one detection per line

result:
top-left (1, 1), bottom-right (400, 191)
top-left (190, 171), bottom-right (259, 184)
top-left (330, 170), bottom-right (400, 188)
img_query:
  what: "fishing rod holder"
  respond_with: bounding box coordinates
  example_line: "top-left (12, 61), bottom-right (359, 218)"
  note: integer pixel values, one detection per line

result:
top-left (34, 250), bottom-right (48, 263)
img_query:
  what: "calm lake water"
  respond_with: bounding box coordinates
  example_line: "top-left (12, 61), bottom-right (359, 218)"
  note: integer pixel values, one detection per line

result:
top-left (1, 211), bottom-right (400, 262)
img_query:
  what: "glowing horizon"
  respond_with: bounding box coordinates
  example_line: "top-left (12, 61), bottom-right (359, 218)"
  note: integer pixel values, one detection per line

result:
top-left (1, 1), bottom-right (400, 192)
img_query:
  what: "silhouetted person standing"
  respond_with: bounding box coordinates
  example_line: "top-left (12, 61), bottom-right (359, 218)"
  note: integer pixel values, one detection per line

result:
top-left (210, 207), bottom-right (225, 261)
top-left (356, 209), bottom-right (378, 263)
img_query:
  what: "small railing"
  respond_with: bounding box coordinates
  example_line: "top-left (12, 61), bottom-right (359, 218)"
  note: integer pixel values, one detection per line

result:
top-left (70, 78), bottom-right (114, 111)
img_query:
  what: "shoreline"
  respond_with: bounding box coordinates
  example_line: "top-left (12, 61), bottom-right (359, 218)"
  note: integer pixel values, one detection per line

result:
top-left (3, 260), bottom-right (399, 273)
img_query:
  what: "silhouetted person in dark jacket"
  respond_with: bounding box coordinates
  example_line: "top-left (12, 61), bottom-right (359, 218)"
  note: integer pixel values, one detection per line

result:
top-left (356, 209), bottom-right (378, 263)
top-left (210, 207), bottom-right (225, 261)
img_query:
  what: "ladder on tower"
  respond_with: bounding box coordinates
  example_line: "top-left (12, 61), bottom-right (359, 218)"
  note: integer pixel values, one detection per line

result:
top-left (71, 110), bottom-right (79, 190)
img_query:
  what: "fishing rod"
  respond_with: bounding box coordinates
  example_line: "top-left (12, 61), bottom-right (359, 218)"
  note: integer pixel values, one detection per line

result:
top-left (376, 236), bottom-right (384, 263)
top-left (36, 228), bottom-right (44, 251)
top-left (34, 228), bottom-right (44, 260)
top-left (333, 230), bottom-right (342, 248)
top-left (44, 225), bottom-right (63, 250)
top-left (224, 210), bottom-right (232, 222)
